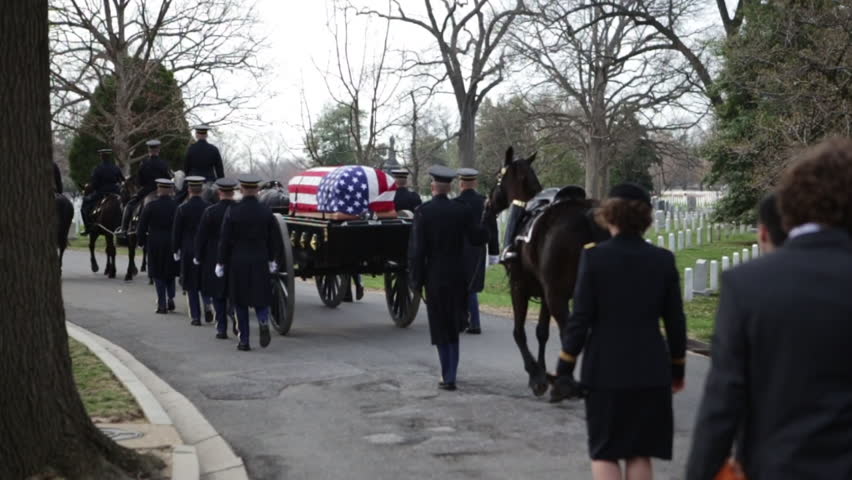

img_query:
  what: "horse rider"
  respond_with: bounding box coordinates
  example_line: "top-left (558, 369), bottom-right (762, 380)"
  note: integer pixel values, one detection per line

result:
top-left (173, 176), bottom-right (212, 326)
top-left (195, 177), bottom-right (238, 339)
top-left (408, 165), bottom-right (488, 391)
top-left (81, 149), bottom-right (124, 236)
top-left (53, 161), bottom-right (62, 194)
top-left (117, 139), bottom-right (171, 240)
top-left (176, 124), bottom-right (224, 203)
top-left (216, 175), bottom-right (282, 351)
top-left (453, 168), bottom-right (500, 335)
top-left (137, 178), bottom-right (180, 314)
top-left (390, 168), bottom-right (422, 213)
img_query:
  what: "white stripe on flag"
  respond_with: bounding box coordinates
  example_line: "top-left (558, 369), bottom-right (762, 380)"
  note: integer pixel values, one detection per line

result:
top-left (365, 167), bottom-right (379, 204)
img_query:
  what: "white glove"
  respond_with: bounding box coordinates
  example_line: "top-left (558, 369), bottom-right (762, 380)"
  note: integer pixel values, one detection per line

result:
top-left (193, 257), bottom-right (200, 266)
top-left (173, 251), bottom-right (181, 261)
top-left (215, 264), bottom-right (224, 278)
top-left (488, 255), bottom-right (500, 266)
top-left (268, 260), bottom-right (278, 273)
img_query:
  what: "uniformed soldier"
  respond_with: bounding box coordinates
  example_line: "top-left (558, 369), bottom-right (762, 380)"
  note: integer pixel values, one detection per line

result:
top-left (454, 168), bottom-right (500, 335)
top-left (173, 176), bottom-right (212, 326)
top-left (117, 139), bottom-right (172, 239)
top-left (176, 125), bottom-right (224, 203)
top-left (137, 178), bottom-right (180, 313)
top-left (216, 175), bottom-right (282, 351)
top-left (389, 168), bottom-right (422, 212)
top-left (81, 149), bottom-right (125, 235)
top-left (408, 165), bottom-right (488, 391)
top-left (195, 177), bottom-right (237, 339)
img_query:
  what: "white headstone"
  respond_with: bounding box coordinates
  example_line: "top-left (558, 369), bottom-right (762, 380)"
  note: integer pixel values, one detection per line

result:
top-left (678, 231), bottom-right (685, 250)
top-left (684, 267), bottom-right (694, 301)
top-left (694, 259), bottom-right (708, 294)
top-left (655, 211), bottom-right (665, 232)
top-left (709, 260), bottom-right (719, 292)
top-left (742, 248), bottom-right (750, 263)
top-left (722, 255), bottom-right (730, 271)
top-left (666, 216), bottom-right (672, 232)
top-left (669, 233), bottom-right (676, 252)
top-left (733, 252), bottom-right (741, 266)
top-left (658, 235), bottom-right (665, 248)
top-left (697, 227), bottom-right (703, 246)
top-left (752, 244), bottom-right (759, 259)
top-left (707, 225), bottom-right (712, 243)
top-left (686, 229), bottom-right (692, 248)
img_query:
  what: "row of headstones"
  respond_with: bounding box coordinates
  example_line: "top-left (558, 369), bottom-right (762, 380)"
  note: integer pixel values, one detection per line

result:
top-left (682, 244), bottom-right (761, 301)
top-left (653, 209), bottom-right (708, 233)
top-left (654, 223), bottom-right (749, 252)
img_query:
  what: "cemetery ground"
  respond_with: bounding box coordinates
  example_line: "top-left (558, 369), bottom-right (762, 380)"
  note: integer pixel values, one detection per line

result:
top-left (73, 231), bottom-right (757, 343)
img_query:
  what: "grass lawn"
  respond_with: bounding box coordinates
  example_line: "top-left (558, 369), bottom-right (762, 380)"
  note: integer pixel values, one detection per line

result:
top-left (70, 338), bottom-right (142, 422)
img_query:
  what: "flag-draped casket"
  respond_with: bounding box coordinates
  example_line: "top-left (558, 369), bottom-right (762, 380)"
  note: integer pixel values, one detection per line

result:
top-left (288, 165), bottom-right (398, 218)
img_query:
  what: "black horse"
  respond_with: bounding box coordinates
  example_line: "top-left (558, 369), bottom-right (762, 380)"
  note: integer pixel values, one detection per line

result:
top-left (55, 193), bottom-right (73, 269)
top-left (485, 147), bottom-right (609, 397)
top-left (84, 185), bottom-right (121, 279)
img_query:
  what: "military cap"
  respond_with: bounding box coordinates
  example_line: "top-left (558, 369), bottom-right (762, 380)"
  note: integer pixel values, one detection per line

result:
top-left (193, 124), bottom-right (211, 134)
top-left (238, 174), bottom-right (263, 188)
top-left (608, 182), bottom-right (651, 207)
top-left (146, 139), bottom-right (162, 148)
top-left (389, 168), bottom-right (410, 179)
top-left (97, 148), bottom-right (112, 154)
top-left (215, 177), bottom-right (238, 191)
top-left (457, 168), bottom-right (479, 181)
top-left (185, 175), bottom-right (205, 187)
top-left (155, 178), bottom-right (174, 188)
top-left (428, 165), bottom-right (456, 184)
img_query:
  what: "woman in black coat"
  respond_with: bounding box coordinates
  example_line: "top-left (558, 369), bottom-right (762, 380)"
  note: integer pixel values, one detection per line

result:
top-left (553, 183), bottom-right (687, 480)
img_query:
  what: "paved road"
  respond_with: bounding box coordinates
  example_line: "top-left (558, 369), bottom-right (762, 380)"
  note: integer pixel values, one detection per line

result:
top-left (62, 249), bottom-right (708, 480)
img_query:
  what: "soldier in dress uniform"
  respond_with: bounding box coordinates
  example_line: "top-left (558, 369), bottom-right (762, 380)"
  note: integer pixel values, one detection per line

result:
top-left (137, 178), bottom-right (180, 314)
top-left (216, 175), bottom-right (281, 351)
top-left (176, 125), bottom-right (224, 203)
top-left (118, 139), bottom-right (172, 239)
top-left (173, 176), bottom-right (212, 326)
top-left (195, 177), bottom-right (237, 339)
top-left (390, 168), bottom-right (422, 212)
top-left (408, 165), bottom-right (487, 391)
top-left (453, 168), bottom-right (500, 335)
top-left (81, 149), bottom-right (125, 235)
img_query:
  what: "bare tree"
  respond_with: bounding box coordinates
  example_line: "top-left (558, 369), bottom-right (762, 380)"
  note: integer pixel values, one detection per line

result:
top-left (513, 0), bottom-right (703, 198)
top-left (50, 0), bottom-right (265, 170)
top-left (362, 0), bottom-right (527, 168)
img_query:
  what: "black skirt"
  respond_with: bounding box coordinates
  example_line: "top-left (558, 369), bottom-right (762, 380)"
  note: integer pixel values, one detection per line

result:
top-left (585, 386), bottom-right (673, 461)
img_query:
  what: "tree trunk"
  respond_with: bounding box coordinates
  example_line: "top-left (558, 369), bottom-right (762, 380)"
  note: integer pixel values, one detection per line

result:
top-left (0, 2), bottom-right (161, 478)
top-left (457, 101), bottom-right (477, 168)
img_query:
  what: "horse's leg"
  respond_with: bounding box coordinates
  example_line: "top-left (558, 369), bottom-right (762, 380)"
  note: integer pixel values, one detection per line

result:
top-left (510, 284), bottom-right (540, 395)
top-left (89, 232), bottom-right (99, 272)
top-left (106, 235), bottom-right (116, 279)
top-left (532, 300), bottom-right (552, 395)
top-left (125, 235), bottom-right (137, 281)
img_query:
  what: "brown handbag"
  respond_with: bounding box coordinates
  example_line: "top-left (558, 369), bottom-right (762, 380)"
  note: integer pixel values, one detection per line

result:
top-left (714, 458), bottom-right (746, 480)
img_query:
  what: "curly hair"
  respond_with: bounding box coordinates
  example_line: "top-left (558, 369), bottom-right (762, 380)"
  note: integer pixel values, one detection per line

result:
top-left (777, 137), bottom-right (852, 232)
top-left (597, 198), bottom-right (653, 235)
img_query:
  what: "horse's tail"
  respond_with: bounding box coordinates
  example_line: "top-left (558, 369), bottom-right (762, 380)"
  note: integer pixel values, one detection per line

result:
top-left (55, 194), bottom-right (73, 250)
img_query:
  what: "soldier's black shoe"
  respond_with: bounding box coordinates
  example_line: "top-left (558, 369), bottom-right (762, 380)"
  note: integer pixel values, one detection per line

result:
top-left (215, 332), bottom-right (228, 340)
top-left (260, 325), bottom-right (271, 348)
top-left (204, 309), bottom-right (214, 323)
top-left (156, 308), bottom-right (167, 314)
top-left (355, 284), bottom-right (364, 301)
top-left (549, 377), bottom-right (584, 403)
top-left (167, 298), bottom-right (176, 311)
top-left (466, 327), bottom-right (482, 335)
top-left (438, 382), bottom-right (457, 391)
top-left (191, 318), bottom-right (201, 326)
top-left (237, 343), bottom-right (251, 351)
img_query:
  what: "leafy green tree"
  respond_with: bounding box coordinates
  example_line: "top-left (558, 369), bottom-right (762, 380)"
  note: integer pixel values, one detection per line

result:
top-left (304, 103), bottom-right (359, 167)
top-left (68, 61), bottom-right (189, 186)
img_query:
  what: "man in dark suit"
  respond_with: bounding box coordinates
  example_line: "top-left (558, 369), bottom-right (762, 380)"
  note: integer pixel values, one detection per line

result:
top-left (81, 149), bottom-right (124, 235)
top-left (172, 176), bottom-right (211, 326)
top-left (216, 175), bottom-right (281, 351)
top-left (177, 125), bottom-right (224, 203)
top-left (454, 168), bottom-right (500, 334)
top-left (390, 168), bottom-right (422, 212)
top-left (118, 139), bottom-right (171, 239)
top-left (195, 177), bottom-right (237, 339)
top-left (408, 165), bottom-right (487, 391)
top-left (686, 138), bottom-right (852, 480)
top-left (137, 178), bottom-right (179, 314)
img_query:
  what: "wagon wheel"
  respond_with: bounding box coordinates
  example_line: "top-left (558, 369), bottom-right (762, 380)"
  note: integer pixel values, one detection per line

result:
top-left (384, 270), bottom-right (421, 328)
top-left (315, 274), bottom-right (349, 308)
top-left (270, 214), bottom-right (295, 335)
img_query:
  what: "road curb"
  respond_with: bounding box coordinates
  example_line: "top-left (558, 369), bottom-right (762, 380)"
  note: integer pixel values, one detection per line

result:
top-left (67, 322), bottom-right (249, 480)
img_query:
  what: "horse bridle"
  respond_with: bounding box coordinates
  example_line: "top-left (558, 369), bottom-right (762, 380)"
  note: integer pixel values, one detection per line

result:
top-left (494, 165), bottom-right (528, 209)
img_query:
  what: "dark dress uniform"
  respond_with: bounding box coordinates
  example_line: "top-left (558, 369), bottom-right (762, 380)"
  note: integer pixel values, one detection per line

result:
top-left (558, 235), bottom-right (686, 461)
top-left (82, 154), bottom-right (124, 230)
top-left (172, 191), bottom-right (211, 324)
top-left (217, 178), bottom-right (281, 350)
top-left (393, 187), bottom-right (422, 212)
top-left (121, 148), bottom-right (171, 235)
top-left (408, 166), bottom-right (487, 389)
top-left (184, 139), bottom-right (224, 181)
top-left (686, 228), bottom-right (852, 480)
top-left (137, 186), bottom-right (180, 313)
top-left (195, 180), bottom-right (236, 337)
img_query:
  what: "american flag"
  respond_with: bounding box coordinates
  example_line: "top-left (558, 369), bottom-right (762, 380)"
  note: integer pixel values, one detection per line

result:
top-left (288, 165), bottom-right (397, 215)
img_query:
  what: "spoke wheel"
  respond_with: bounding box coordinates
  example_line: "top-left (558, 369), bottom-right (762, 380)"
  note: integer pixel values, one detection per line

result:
top-left (384, 270), bottom-right (421, 328)
top-left (315, 274), bottom-right (349, 308)
top-left (270, 214), bottom-right (295, 335)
